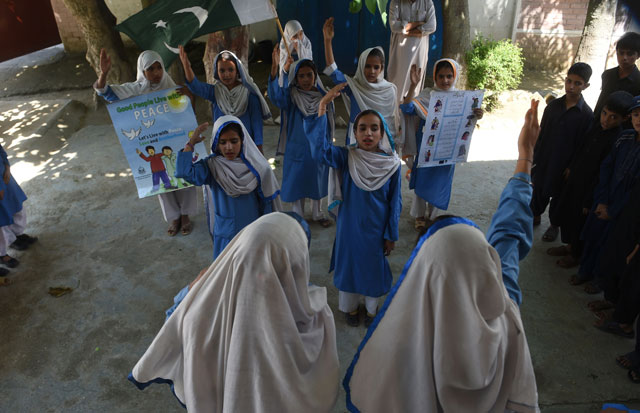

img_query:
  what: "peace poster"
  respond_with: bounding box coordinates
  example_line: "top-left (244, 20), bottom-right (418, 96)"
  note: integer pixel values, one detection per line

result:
top-left (106, 87), bottom-right (207, 198)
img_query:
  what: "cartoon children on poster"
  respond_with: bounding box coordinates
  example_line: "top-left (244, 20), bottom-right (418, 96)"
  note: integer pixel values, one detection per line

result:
top-left (160, 146), bottom-right (198, 188)
top-left (136, 145), bottom-right (177, 193)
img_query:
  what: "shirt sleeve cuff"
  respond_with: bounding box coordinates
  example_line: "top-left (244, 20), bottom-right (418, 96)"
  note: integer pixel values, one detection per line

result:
top-left (94, 85), bottom-right (109, 94)
top-left (323, 62), bottom-right (338, 77)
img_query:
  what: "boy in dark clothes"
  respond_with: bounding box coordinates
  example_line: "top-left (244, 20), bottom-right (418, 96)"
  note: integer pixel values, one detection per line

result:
top-left (585, 179), bottom-right (640, 320)
top-left (547, 91), bottom-right (633, 268)
top-left (593, 32), bottom-right (640, 120)
top-left (604, 243), bottom-right (640, 385)
top-left (531, 62), bottom-right (594, 242)
top-left (571, 96), bottom-right (640, 289)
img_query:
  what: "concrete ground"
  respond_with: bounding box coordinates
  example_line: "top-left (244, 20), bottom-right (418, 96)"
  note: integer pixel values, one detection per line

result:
top-left (0, 45), bottom-right (639, 412)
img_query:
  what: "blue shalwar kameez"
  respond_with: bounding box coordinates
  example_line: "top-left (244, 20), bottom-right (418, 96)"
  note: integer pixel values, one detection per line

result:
top-left (0, 145), bottom-right (27, 226)
top-left (268, 71), bottom-right (329, 203)
top-left (400, 102), bottom-right (455, 210)
top-left (185, 77), bottom-right (265, 146)
top-left (303, 114), bottom-right (402, 304)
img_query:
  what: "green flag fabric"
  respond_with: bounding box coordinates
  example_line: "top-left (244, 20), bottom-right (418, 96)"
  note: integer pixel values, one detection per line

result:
top-left (116, 0), bottom-right (277, 67)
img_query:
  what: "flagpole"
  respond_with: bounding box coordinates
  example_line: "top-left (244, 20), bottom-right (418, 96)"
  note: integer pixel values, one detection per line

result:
top-left (269, 1), bottom-right (291, 56)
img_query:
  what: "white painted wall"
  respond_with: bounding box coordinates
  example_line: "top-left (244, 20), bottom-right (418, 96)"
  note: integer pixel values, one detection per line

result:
top-left (469, 0), bottom-right (519, 40)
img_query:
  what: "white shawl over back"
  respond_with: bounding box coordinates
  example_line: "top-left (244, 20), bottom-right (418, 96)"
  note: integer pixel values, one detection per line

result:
top-left (130, 212), bottom-right (340, 412)
top-left (345, 220), bottom-right (539, 413)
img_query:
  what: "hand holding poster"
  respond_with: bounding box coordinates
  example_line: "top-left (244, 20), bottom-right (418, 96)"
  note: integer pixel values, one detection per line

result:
top-left (417, 89), bottom-right (484, 168)
top-left (106, 87), bottom-right (207, 198)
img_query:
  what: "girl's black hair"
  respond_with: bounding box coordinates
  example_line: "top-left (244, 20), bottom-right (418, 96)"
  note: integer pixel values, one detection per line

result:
top-left (366, 48), bottom-right (385, 67)
top-left (214, 52), bottom-right (239, 80)
top-left (215, 122), bottom-right (244, 155)
top-left (295, 60), bottom-right (318, 82)
top-left (353, 109), bottom-right (385, 136)
top-left (434, 60), bottom-right (454, 77)
top-left (219, 122), bottom-right (244, 139)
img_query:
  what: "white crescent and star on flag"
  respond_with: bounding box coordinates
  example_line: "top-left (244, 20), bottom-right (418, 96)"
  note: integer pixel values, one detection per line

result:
top-left (153, 7), bottom-right (209, 54)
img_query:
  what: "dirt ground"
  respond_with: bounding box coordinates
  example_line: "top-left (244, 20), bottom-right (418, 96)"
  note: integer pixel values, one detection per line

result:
top-left (0, 45), bottom-right (638, 412)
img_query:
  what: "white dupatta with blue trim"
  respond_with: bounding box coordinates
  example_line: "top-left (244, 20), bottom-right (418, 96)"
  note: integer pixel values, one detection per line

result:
top-left (344, 218), bottom-right (539, 413)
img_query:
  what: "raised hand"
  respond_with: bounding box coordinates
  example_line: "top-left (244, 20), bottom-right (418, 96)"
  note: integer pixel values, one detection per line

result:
top-left (271, 44), bottom-right (280, 78)
top-left (318, 82), bottom-right (347, 116)
top-left (409, 64), bottom-right (421, 87)
top-left (514, 99), bottom-right (539, 176)
top-left (178, 45), bottom-right (195, 82)
top-left (94, 48), bottom-right (112, 89)
top-left (99, 48), bottom-right (111, 76)
top-left (518, 99), bottom-right (540, 158)
top-left (323, 17), bottom-right (335, 40)
top-left (283, 53), bottom-right (294, 74)
top-left (188, 122), bottom-right (209, 148)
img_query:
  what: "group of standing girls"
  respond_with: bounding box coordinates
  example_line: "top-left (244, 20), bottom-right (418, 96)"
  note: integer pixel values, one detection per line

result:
top-left (129, 101), bottom-right (542, 412)
top-left (94, 14), bottom-right (484, 329)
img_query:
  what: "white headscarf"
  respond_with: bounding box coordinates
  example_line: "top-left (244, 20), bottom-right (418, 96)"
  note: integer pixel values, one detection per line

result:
top-left (328, 111), bottom-right (401, 218)
top-left (207, 115), bottom-right (282, 210)
top-left (402, 58), bottom-right (460, 156)
top-left (212, 50), bottom-right (271, 119)
top-left (279, 20), bottom-right (313, 87)
top-left (277, 59), bottom-right (335, 155)
top-left (130, 212), bottom-right (340, 412)
top-left (344, 47), bottom-right (399, 146)
top-left (109, 50), bottom-right (176, 100)
top-left (344, 218), bottom-right (539, 413)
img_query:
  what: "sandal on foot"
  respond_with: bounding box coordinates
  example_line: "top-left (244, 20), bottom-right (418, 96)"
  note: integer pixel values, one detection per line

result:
top-left (414, 217), bottom-right (427, 231)
top-left (584, 282), bottom-right (602, 294)
top-left (1, 255), bottom-right (19, 268)
top-left (10, 234), bottom-right (38, 251)
top-left (588, 300), bottom-right (614, 312)
top-left (345, 311), bottom-right (359, 327)
top-left (594, 319), bottom-right (634, 338)
top-left (167, 220), bottom-right (181, 237)
top-left (616, 352), bottom-right (640, 370)
top-left (181, 221), bottom-right (193, 236)
top-left (542, 225), bottom-right (559, 242)
top-left (629, 368), bottom-right (640, 383)
top-left (0, 277), bottom-right (12, 287)
top-left (547, 245), bottom-right (570, 256)
top-left (364, 309), bottom-right (378, 328)
top-left (557, 255), bottom-right (578, 268)
top-left (316, 218), bottom-right (332, 228)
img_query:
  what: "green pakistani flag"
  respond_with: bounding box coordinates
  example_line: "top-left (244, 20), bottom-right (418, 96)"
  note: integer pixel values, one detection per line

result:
top-left (116, 0), bottom-right (277, 67)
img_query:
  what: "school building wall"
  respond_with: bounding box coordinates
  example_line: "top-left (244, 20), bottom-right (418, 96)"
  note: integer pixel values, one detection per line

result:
top-left (515, 0), bottom-right (588, 71)
top-left (469, 0), bottom-right (520, 42)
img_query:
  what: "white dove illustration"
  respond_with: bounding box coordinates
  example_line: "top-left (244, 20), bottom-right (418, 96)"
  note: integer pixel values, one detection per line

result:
top-left (122, 127), bottom-right (142, 140)
top-left (142, 119), bottom-right (155, 128)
